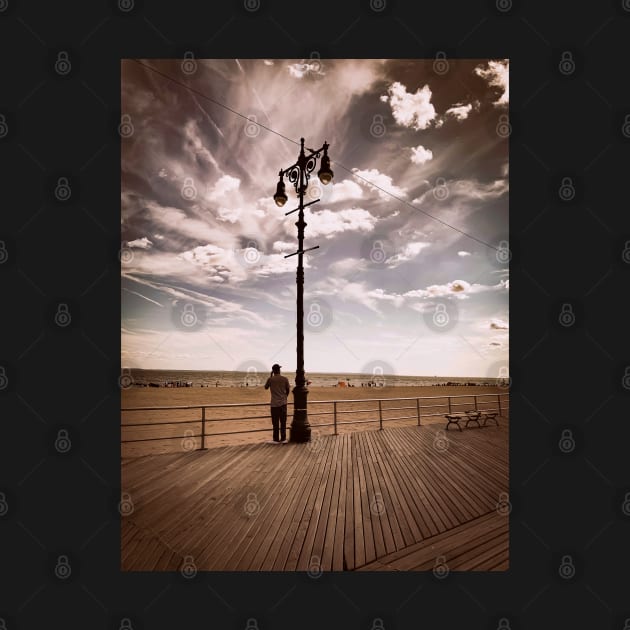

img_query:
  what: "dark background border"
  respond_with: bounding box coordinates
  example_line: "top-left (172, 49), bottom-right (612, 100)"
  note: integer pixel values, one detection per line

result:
top-left (1, 1), bottom-right (629, 629)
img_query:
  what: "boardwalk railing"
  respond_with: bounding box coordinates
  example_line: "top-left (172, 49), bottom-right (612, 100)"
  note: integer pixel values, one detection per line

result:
top-left (121, 392), bottom-right (509, 450)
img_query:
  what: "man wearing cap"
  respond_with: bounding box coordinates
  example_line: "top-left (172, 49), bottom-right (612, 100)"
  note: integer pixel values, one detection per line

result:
top-left (264, 364), bottom-right (291, 443)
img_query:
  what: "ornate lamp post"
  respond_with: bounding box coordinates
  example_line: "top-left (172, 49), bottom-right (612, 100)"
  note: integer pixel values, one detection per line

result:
top-left (273, 138), bottom-right (333, 442)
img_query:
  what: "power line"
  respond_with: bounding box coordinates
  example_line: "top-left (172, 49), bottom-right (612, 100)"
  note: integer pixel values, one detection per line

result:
top-left (129, 58), bottom-right (503, 252)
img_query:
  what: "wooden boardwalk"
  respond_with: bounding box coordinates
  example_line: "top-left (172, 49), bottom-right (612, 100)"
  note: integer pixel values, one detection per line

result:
top-left (121, 421), bottom-right (508, 571)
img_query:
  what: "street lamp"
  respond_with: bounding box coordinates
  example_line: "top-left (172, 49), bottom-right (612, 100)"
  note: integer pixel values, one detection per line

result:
top-left (273, 138), bottom-right (333, 442)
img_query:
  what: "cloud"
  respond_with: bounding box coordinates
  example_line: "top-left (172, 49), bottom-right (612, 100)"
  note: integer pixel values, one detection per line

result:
top-left (287, 61), bottom-right (325, 79)
top-left (490, 318), bottom-right (509, 330)
top-left (272, 240), bottom-right (295, 253)
top-left (404, 279), bottom-right (506, 300)
top-left (206, 174), bottom-right (241, 202)
top-left (380, 81), bottom-right (437, 130)
top-left (474, 59), bottom-right (509, 106)
top-left (307, 207), bottom-right (377, 238)
top-left (385, 241), bottom-right (431, 267)
top-left (352, 168), bottom-right (407, 200)
top-left (122, 287), bottom-right (164, 307)
top-left (330, 179), bottom-right (364, 202)
top-left (127, 237), bottom-right (153, 249)
top-left (457, 251), bottom-right (471, 257)
top-left (410, 145), bottom-right (433, 165)
top-left (444, 101), bottom-right (479, 121)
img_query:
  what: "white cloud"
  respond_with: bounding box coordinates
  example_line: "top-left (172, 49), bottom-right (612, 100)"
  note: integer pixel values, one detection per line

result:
top-left (127, 237), bottom-right (153, 249)
top-left (385, 241), bottom-right (431, 267)
top-left (457, 251), bottom-right (471, 257)
top-left (445, 102), bottom-right (475, 121)
top-left (475, 59), bottom-right (509, 106)
top-left (330, 179), bottom-right (364, 202)
top-left (206, 174), bottom-right (241, 202)
top-left (307, 208), bottom-right (377, 238)
top-left (287, 61), bottom-right (324, 79)
top-left (352, 168), bottom-right (407, 200)
top-left (404, 279), bottom-right (506, 300)
top-left (380, 81), bottom-right (437, 130)
top-left (153, 234), bottom-right (164, 240)
top-left (272, 241), bottom-right (295, 253)
top-left (410, 145), bottom-right (433, 165)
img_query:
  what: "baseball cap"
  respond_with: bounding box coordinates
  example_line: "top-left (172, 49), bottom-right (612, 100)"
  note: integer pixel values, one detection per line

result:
top-left (271, 363), bottom-right (281, 371)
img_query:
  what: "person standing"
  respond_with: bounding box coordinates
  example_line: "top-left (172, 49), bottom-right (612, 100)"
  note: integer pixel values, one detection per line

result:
top-left (264, 364), bottom-right (290, 443)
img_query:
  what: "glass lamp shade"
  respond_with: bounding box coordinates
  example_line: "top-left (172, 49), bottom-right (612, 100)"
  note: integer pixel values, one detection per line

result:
top-left (274, 180), bottom-right (287, 207)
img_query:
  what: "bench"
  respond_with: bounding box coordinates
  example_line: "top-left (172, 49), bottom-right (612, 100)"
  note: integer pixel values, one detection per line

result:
top-left (444, 410), bottom-right (500, 431)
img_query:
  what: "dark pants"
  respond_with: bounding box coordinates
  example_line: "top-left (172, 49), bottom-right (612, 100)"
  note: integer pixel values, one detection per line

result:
top-left (271, 405), bottom-right (287, 441)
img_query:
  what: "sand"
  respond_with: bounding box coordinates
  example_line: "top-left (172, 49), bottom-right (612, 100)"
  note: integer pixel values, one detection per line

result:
top-left (121, 384), bottom-right (509, 458)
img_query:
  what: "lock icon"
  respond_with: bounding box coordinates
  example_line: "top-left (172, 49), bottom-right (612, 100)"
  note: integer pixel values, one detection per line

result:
top-left (243, 241), bottom-right (260, 264)
top-left (55, 177), bottom-right (72, 201)
top-left (433, 177), bottom-right (448, 200)
top-left (370, 114), bottom-right (386, 138)
top-left (245, 619), bottom-right (258, 630)
top-left (0, 113), bottom-right (7, 139)
top-left (371, 492), bottom-right (385, 515)
top-left (0, 241), bottom-right (7, 265)
top-left (558, 554), bottom-right (575, 579)
top-left (369, 239), bottom-right (386, 263)
top-left (622, 241), bottom-right (630, 264)
top-left (622, 114), bottom-right (630, 139)
top-left (0, 491), bottom-right (8, 516)
top-left (621, 492), bottom-right (630, 517)
top-left (307, 302), bottom-right (324, 328)
top-left (433, 51), bottom-right (449, 75)
top-left (54, 303), bottom-right (72, 327)
top-left (624, 619), bottom-right (630, 630)
top-left (622, 366), bottom-right (630, 390)
top-left (558, 428), bottom-right (575, 453)
top-left (244, 491), bottom-right (260, 516)
top-left (244, 0), bottom-right (261, 12)
top-left (433, 555), bottom-right (449, 578)
top-left (308, 554), bottom-right (323, 578)
top-left (181, 429), bottom-right (196, 451)
top-left (119, 618), bottom-right (133, 630)
top-left (181, 51), bottom-right (197, 75)
top-left (309, 50), bottom-right (322, 74)
top-left (245, 366), bottom-right (260, 387)
top-left (55, 554), bottom-right (72, 579)
top-left (180, 303), bottom-right (198, 327)
top-left (307, 179), bottom-right (323, 201)
top-left (497, 618), bottom-right (511, 630)
top-left (244, 115), bottom-right (260, 138)
top-left (433, 429), bottom-right (449, 451)
top-left (119, 243), bottom-right (133, 264)
top-left (496, 491), bottom-right (511, 515)
top-left (496, 240), bottom-right (511, 264)
top-left (558, 176), bottom-right (575, 201)
top-left (496, 114), bottom-right (511, 138)
top-left (371, 619), bottom-right (385, 630)
top-left (181, 177), bottom-right (196, 200)
top-left (118, 114), bottom-right (134, 138)
top-left (119, 367), bottom-right (134, 389)
top-left (496, 0), bottom-right (512, 12)
top-left (558, 303), bottom-right (575, 327)
top-left (0, 366), bottom-right (8, 390)
top-left (118, 0), bottom-right (134, 11)
top-left (372, 365), bottom-right (385, 386)
top-left (181, 555), bottom-right (197, 578)
top-left (0, 619), bottom-right (5, 630)
top-left (558, 51), bottom-right (575, 76)
top-left (119, 492), bottom-right (134, 516)
top-left (370, 0), bottom-right (386, 12)
top-left (55, 51), bottom-right (71, 76)
top-left (432, 303), bottom-right (449, 328)
top-left (55, 428), bottom-right (72, 453)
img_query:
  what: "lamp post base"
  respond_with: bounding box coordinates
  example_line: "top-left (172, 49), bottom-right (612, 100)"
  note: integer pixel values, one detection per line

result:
top-left (289, 385), bottom-right (311, 442)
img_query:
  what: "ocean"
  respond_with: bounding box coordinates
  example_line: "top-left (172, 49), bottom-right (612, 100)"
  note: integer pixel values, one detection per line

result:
top-left (124, 369), bottom-right (503, 388)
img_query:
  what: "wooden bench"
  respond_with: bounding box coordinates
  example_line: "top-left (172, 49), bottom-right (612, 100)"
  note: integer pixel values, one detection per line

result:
top-left (444, 410), bottom-right (499, 431)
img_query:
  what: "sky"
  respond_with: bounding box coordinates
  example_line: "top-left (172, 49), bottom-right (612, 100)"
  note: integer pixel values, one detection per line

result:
top-left (121, 58), bottom-right (509, 379)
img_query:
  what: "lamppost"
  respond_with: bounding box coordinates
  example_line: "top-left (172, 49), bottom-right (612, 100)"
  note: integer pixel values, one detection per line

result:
top-left (273, 138), bottom-right (333, 443)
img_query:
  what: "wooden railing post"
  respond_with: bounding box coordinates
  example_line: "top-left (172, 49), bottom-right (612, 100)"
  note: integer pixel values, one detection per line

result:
top-left (200, 407), bottom-right (206, 450)
top-left (498, 394), bottom-right (502, 417)
top-left (333, 401), bottom-right (338, 435)
top-left (448, 397), bottom-right (452, 414)
top-left (416, 398), bottom-right (421, 426)
top-left (378, 400), bottom-right (383, 430)
top-left (474, 395), bottom-right (478, 411)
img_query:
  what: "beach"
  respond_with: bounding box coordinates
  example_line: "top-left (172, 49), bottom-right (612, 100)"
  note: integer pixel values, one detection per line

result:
top-left (122, 384), bottom-right (509, 457)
